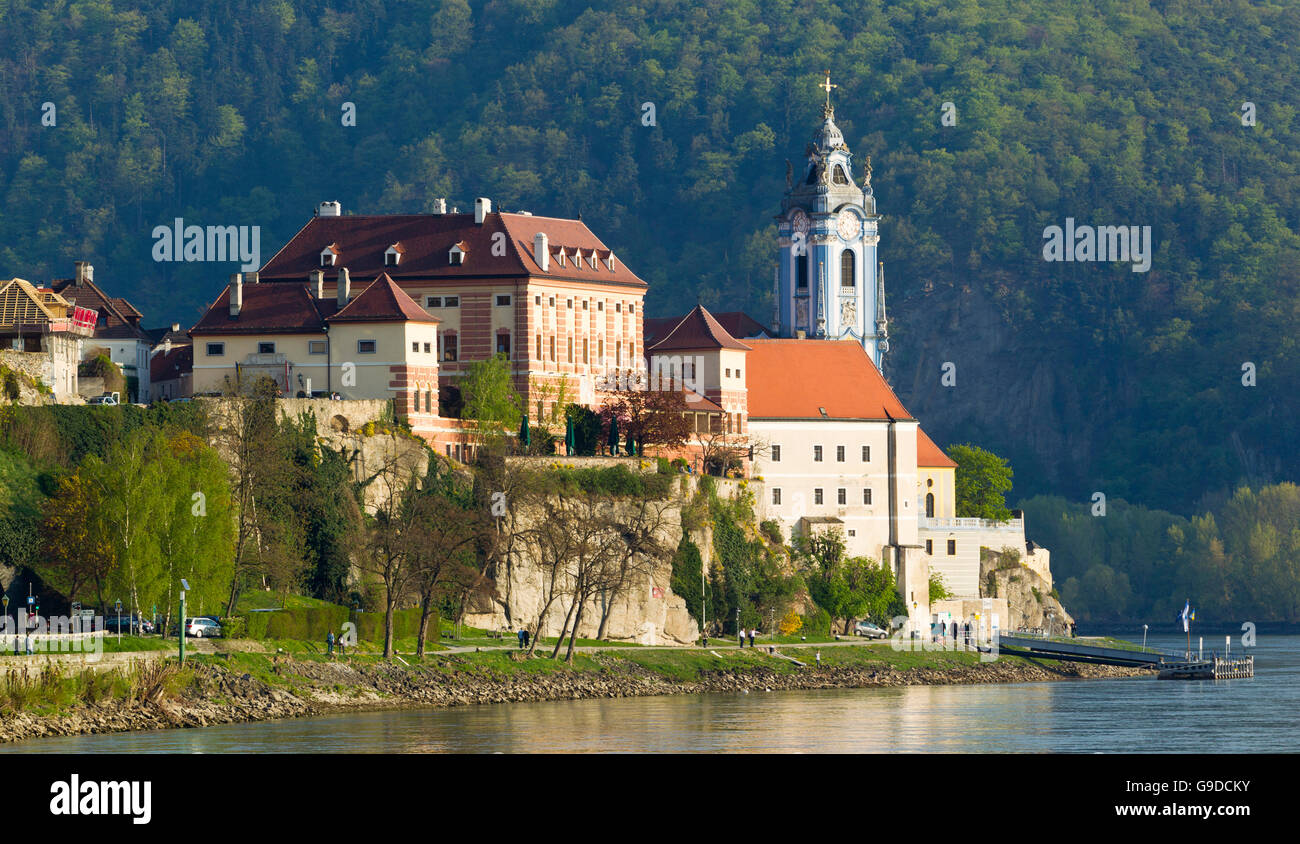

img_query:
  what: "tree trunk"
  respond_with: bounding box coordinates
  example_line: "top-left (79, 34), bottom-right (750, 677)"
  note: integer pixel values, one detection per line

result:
top-left (415, 590), bottom-right (435, 657)
top-left (595, 590), bottom-right (612, 641)
top-left (565, 595), bottom-right (587, 663)
top-left (551, 594), bottom-right (579, 660)
top-left (383, 589), bottom-right (396, 658)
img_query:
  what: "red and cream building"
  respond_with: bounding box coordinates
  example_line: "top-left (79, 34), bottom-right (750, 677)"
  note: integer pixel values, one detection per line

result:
top-left (257, 199), bottom-right (647, 421)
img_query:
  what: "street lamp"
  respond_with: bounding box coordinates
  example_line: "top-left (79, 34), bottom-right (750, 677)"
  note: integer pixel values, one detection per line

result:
top-left (1142, 624), bottom-right (1149, 651)
top-left (179, 579), bottom-right (190, 665)
top-left (115, 599), bottom-right (122, 644)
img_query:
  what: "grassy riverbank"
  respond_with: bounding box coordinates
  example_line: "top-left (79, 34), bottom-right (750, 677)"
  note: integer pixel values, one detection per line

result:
top-left (0, 639), bottom-right (1154, 744)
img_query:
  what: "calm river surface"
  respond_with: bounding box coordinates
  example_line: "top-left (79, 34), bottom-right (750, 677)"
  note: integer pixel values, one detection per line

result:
top-left (5, 634), bottom-right (1295, 753)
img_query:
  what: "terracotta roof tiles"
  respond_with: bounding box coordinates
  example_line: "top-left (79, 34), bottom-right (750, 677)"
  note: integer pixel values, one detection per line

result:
top-left (746, 339), bottom-right (914, 421)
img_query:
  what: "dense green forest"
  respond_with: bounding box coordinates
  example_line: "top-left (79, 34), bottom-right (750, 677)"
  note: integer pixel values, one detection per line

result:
top-left (3, 0), bottom-right (1300, 616)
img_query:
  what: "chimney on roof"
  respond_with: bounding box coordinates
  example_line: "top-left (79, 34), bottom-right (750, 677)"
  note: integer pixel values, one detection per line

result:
top-left (229, 273), bottom-right (243, 318)
top-left (171, 323), bottom-right (179, 332)
top-left (75, 261), bottom-right (93, 285)
top-left (318, 201), bottom-right (342, 217)
top-left (337, 267), bottom-right (351, 308)
top-left (432, 198), bottom-right (447, 215)
top-left (534, 233), bottom-right (549, 272)
top-left (310, 269), bottom-right (325, 300)
top-left (475, 198), bottom-right (491, 224)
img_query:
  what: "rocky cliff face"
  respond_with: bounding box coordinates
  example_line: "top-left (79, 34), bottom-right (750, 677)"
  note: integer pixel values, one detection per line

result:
top-left (465, 485), bottom-right (701, 646)
top-left (981, 547), bottom-right (1074, 634)
top-left (890, 284), bottom-right (1107, 499)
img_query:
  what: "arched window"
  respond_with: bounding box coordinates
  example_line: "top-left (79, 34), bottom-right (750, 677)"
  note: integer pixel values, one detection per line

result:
top-left (841, 250), bottom-right (856, 288)
top-left (833, 165), bottom-right (849, 185)
top-left (925, 493), bottom-right (935, 518)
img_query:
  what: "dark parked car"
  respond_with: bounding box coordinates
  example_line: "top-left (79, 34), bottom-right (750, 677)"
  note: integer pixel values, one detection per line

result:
top-left (102, 615), bottom-right (155, 634)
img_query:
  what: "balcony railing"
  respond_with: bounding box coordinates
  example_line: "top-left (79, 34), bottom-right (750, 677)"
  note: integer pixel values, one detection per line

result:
top-left (918, 516), bottom-right (1023, 531)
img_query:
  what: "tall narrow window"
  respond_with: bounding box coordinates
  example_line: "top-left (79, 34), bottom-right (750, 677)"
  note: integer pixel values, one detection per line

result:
top-left (582, 338), bottom-right (589, 363)
top-left (841, 249), bottom-right (856, 288)
top-left (813, 445), bottom-right (823, 462)
top-left (567, 337), bottom-right (574, 363)
top-left (549, 336), bottom-right (556, 362)
top-left (836, 445), bottom-right (845, 462)
top-left (926, 493), bottom-right (935, 518)
top-left (796, 254), bottom-right (808, 289)
top-left (536, 333), bottom-right (542, 361)
top-left (837, 488), bottom-right (846, 505)
top-left (497, 333), bottom-right (511, 357)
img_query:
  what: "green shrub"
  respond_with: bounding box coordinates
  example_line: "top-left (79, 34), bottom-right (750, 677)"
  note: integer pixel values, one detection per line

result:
top-left (800, 608), bottom-right (832, 637)
top-left (759, 519), bottom-right (783, 545)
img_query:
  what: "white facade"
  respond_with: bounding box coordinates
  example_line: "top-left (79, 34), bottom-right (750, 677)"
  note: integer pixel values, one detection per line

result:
top-left (83, 337), bottom-right (151, 402)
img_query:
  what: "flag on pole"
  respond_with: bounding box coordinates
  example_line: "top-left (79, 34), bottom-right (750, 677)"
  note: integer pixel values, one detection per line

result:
top-left (1179, 600), bottom-right (1192, 632)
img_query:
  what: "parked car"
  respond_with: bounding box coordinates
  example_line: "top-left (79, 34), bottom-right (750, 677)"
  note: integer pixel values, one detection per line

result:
top-left (87, 392), bottom-right (120, 406)
top-left (854, 620), bottom-right (888, 639)
top-left (185, 617), bottom-right (222, 638)
top-left (102, 615), bottom-right (155, 634)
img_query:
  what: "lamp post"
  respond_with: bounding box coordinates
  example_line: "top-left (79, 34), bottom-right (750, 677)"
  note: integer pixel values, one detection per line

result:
top-left (1, 596), bottom-right (8, 654)
top-left (115, 599), bottom-right (122, 644)
top-left (179, 579), bottom-right (190, 665)
top-left (1142, 624), bottom-right (1149, 652)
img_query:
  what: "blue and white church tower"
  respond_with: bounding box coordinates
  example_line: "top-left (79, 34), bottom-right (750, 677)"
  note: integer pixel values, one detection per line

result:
top-left (773, 73), bottom-right (888, 371)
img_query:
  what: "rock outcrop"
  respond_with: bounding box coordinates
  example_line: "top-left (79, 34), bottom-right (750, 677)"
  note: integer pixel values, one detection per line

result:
top-left (981, 547), bottom-right (1074, 633)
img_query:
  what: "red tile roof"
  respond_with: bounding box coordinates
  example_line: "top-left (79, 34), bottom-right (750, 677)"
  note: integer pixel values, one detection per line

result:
top-left (746, 339), bottom-right (914, 421)
top-left (328, 274), bottom-right (439, 324)
top-left (645, 310), bottom-right (771, 348)
top-left (648, 305), bottom-right (751, 353)
top-left (50, 278), bottom-right (150, 341)
top-left (917, 428), bottom-right (957, 467)
top-left (190, 283), bottom-right (336, 336)
top-left (258, 212), bottom-right (647, 289)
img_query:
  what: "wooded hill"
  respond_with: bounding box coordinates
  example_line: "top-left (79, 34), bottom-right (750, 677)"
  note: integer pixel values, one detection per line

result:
top-left (2, 0), bottom-right (1298, 513)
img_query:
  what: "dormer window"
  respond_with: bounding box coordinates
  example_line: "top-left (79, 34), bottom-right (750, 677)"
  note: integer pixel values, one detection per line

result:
top-left (587, 252), bottom-right (598, 269)
top-left (833, 165), bottom-right (849, 185)
top-left (320, 244), bottom-right (339, 267)
top-left (555, 250), bottom-right (566, 268)
top-left (449, 242), bottom-right (467, 265)
top-left (385, 243), bottom-right (405, 266)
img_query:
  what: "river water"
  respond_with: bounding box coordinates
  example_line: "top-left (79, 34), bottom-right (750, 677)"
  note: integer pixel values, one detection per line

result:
top-left (4, 634), bottom-right (1293, 753)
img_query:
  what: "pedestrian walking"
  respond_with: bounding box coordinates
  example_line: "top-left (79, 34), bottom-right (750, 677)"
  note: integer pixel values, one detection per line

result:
top-left (748, 628), bottom-right (757, 648)
top-left (738, 628), bottom-right (745, 648)
top-left (326, 630), bottom-right (335, 656)
top-left (338, 634), bottom-right (346, 657)
top-left (517, 628), bottom-right (525, 649)
top-left (522, 628), bottom-right (531, 649)
top-left (815, 651), bottom-right (821, 669)
top-left (950, 620), bottom-right (957, 642)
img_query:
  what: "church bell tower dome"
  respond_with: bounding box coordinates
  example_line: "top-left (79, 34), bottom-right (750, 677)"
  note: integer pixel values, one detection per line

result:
top-left (773, 72), bottom-right (888, 372)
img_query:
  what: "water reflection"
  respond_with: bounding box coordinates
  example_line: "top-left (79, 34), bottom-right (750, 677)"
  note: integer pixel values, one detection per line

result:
top-left (3, 635), bottom-right (1289, 754)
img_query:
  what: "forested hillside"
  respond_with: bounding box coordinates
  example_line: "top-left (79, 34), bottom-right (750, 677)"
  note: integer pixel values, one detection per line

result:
top-left (3, 0), bottom-right (1299, 515)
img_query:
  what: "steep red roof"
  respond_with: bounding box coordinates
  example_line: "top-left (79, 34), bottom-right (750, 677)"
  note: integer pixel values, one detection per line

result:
top-left (746, 340), bottom-right (914, 421)
top-left (328, 274), bottom-right (440, 324)
top-left (648, 305), bottom-right (751, 353)
top-left (258, 211), bottom-right (646, 289)
top-left (50, 278), bottom-right (150, 341)
top-left (190, 283), bottom-right (337, 336)
top-left (645, 310), bottom-right (770, 348)
top-left (917, 428), bottom-right (957, 468)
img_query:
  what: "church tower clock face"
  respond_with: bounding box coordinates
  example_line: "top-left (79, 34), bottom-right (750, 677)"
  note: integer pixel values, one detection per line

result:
top-left (790, 209), bottom-right (810, 236)
top-left (836, 209), bottom-right (860, 241)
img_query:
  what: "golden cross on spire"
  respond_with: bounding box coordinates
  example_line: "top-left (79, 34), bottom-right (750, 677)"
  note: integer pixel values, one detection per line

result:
top-left (820, 70), bottom-right (837, 111)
